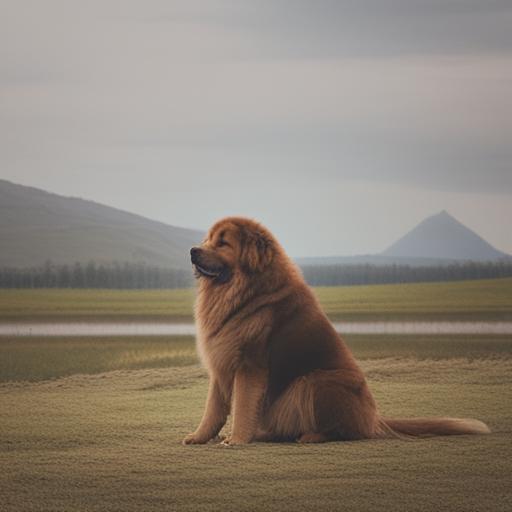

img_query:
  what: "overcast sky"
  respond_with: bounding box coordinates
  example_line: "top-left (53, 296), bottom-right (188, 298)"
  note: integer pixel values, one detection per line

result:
top-left (1, 0), bottom-right (511, 256)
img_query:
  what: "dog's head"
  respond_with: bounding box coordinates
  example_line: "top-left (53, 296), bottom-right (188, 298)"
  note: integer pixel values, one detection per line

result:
top-left (190, 217), bottom-right (275, 285)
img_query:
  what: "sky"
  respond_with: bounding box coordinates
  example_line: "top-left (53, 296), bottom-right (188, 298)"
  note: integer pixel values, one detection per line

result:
top-left (1, 0), bottom-right (511, 257)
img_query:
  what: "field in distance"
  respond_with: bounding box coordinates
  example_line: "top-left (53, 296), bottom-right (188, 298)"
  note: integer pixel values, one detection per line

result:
top-left (1, 277), bottom-right (511, 322)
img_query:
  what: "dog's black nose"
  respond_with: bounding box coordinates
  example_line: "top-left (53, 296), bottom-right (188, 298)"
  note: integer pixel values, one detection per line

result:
top-left (190, 247), bottom-right (201, 262)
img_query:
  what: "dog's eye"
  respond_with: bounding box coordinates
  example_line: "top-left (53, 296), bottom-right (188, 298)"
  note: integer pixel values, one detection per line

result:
top-left (217, 239), bottom-right (229, 248)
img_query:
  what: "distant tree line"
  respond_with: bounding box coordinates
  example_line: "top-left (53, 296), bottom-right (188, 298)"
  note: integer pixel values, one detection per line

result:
top-left (301, 261), bottom-right (512, 286)
top-left (0, 261), bottom-right (193, 289)
top-left (1, 260), bottom-right (512, 289)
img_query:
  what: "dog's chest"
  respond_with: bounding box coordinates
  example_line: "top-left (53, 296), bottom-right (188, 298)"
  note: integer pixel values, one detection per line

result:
top-left (195, 306), bottom-right (273, 376)
top-left (195, 324), bottom-right (242, 375)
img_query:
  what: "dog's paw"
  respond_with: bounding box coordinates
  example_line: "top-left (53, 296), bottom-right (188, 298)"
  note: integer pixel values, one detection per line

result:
top-left (220, 436), bottom-right (248, 447)
top-left (182, 432), bottom-right (208, 445)
top-left (220, 436), bottom-right (234, 447)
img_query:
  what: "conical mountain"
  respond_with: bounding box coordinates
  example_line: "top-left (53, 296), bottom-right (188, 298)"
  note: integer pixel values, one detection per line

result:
top-left (0, 179), bottom-right (203, 268)
top-left (381, 210), bottom-right (509, 261)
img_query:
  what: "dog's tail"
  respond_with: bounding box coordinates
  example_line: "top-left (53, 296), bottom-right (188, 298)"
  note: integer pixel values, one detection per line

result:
top-left (377, 416), bottom-right (490, 439)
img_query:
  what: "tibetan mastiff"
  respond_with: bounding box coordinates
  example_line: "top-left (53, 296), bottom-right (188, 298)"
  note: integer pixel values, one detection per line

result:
top-left (183, 217), bottom-right (489, 445)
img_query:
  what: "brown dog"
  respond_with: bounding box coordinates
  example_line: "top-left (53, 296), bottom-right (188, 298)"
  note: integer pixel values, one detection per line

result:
top-left (183, 217), bottom-right (490, 445)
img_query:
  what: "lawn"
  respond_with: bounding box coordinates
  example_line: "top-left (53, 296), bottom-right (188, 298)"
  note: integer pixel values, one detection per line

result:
top-left (1, 334), bottom-right (512, 383)
top-left (1, 335), bottom-right (511, 511)
top-left (2, 279), bottom-right (511, 510)
top-left (1, 277), bottom-right (511, 321)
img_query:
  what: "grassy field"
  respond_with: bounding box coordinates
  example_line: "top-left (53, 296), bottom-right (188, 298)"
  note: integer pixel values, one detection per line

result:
top-left (1, 334), bottom-right (512, 383)
top-left (1, 334), bottom-right (511, 511)
top-left (1, 277), bottom-right (512, 321)
top-left (0, 336), bottom-right (196, 382)
top-left (2, 280), bottom-right (511, 510)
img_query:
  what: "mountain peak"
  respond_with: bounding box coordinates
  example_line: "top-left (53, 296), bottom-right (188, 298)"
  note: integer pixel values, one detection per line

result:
top-left (382, 211), bottom-right (510, 261)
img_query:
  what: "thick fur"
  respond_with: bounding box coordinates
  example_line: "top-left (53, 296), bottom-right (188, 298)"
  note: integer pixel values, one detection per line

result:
top-left (183, 217), bottom-right (490, 445)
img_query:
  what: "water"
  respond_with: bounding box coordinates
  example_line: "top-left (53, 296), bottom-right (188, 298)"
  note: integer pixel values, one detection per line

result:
top-left (1, 321), bottom-right (512, 337)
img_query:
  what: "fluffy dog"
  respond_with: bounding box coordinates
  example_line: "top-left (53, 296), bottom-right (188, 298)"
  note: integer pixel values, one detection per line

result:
top-left (183, 217), bottom-right (490, 445)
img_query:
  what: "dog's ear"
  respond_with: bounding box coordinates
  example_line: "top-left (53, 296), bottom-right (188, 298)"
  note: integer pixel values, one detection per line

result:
top-left (241, 228), bottom-right (274, 273)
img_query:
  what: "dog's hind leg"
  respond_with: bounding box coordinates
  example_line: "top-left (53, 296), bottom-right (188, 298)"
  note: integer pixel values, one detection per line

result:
top-left (263, 369), bottom-right (379, 442)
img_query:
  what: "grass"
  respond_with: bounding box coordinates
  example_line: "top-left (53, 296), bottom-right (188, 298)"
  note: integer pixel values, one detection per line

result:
top-left (0, 288), bottom-right (196, 322)
top-left (1, 334), bottom-right (512, 383)
top-left (1, 280), bottom-right (511, 510)
top-left (0, 336), bottom-right (197, 383)
top-left (316, 277), bottom-right (512, 320)
top-left (1, 335), bottom-right (511, 511)
top-left (1, 277), bottom-right (512, 322)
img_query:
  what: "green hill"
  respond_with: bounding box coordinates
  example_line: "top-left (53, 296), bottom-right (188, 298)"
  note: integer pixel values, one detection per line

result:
top-left (0, 179), bottom-right (203, 269)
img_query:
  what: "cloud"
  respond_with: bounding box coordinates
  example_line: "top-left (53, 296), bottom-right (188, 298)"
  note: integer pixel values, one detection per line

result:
top-left (224, 1), bottom-right (512, 58)
top-left (0, 0), bottom-right (511, 255)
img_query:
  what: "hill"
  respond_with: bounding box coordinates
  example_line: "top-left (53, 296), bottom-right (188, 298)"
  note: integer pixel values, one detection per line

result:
top-left (299, 211), bottom-right (510, 266)
top-left (2, 180), bottom-right (510, 270)
top-left (0, 179), bottom-right (203, 269)
top-left (382, 210), bottom-right (509, 261)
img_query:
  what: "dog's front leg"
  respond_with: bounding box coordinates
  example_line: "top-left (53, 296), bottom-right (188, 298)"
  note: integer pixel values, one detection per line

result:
top-left (224, 365), bottom-right (267, 445)
top-left (183, 378), bottom-right (230, 445)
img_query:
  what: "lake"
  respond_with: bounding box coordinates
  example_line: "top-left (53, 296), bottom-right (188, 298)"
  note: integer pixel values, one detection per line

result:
top-left (1, 321), bottom-right (512, 337)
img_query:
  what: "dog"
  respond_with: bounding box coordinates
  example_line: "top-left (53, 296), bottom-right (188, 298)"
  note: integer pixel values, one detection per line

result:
top-left (183, 217), bottom-right (490, 445)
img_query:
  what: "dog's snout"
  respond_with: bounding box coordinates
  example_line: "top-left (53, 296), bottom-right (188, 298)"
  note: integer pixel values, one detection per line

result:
top-left (190, 247), bottom-right (201, 263)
